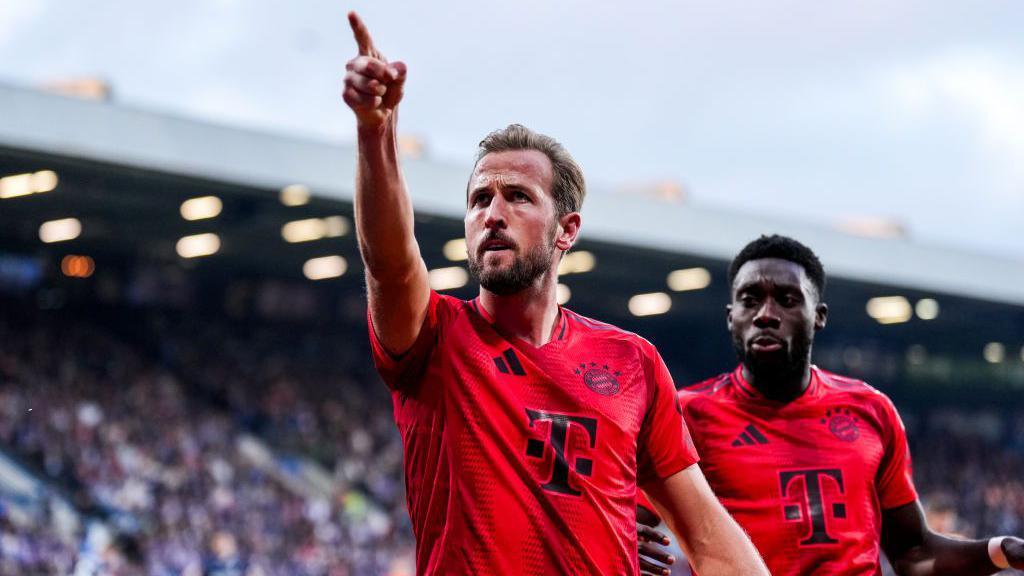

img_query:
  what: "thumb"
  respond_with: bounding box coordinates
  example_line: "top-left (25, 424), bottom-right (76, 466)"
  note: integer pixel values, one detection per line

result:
top-left (382, 61), bottom-right (407, 109)
top-left (389, 61), bottom-right (408, 83)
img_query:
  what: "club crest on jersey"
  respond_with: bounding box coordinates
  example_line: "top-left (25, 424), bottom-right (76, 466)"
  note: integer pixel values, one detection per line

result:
top-left (574, 362), bottom-right (621, 396)
top-left (822, 408), bottom-right (860, 442)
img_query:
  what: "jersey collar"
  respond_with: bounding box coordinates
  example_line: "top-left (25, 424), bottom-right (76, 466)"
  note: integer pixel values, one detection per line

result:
top-left (730, 364), bottom-right (823, 404)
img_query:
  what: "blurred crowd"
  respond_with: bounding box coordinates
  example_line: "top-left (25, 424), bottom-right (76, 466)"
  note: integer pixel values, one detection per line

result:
top-left (0, 299), bottom-right (1021, 575)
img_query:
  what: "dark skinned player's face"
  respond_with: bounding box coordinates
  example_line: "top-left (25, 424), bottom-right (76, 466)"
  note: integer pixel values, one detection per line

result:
top-left (727, 258), bottom-right (828, 381)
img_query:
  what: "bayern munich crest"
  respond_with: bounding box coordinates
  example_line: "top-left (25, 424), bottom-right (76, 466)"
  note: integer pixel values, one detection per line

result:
top-left (822, 408), bottom-right (860, 442)
top-left (575, 362), bottom-right (622, 396)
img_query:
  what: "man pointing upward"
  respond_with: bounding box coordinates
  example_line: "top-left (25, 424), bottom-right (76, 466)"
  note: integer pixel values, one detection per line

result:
top-left (343, 12), bottom-right (767, 576)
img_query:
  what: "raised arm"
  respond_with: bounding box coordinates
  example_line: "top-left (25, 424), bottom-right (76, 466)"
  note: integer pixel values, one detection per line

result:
top-left (642, 465), bottom-right (769, 576)
top-left (344, 12), bottom-right (429, 356)
top-left (882, 500), bottom-right (1024, 576)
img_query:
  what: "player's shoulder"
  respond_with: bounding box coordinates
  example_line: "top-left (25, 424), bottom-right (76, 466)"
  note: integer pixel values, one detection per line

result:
top-left (677, 372), bottom-right (734, 411)
top-left (814, 366), bottom-right (897, 409)
top-left (681, 372), bottom-right (733, 398)
top-left (563, 308), bottom-right (654, 351)
top-left (439, 293), bottom-right (485, 320)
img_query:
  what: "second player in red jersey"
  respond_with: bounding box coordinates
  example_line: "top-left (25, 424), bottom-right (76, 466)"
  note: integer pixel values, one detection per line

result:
top-left (638, 235), bottom-right (1024, 576)
top-left (680, 366), bottom-right (915, 574)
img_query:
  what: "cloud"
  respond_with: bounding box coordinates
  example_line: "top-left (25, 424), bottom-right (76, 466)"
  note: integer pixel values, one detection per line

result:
top-left (0, 2), bottom-right (46, 51)
top-left (886, 50), bottom-right (1024, 193)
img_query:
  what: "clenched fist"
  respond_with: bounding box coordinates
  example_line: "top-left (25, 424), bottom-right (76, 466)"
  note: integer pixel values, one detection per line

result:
top-left (343, 12), bottom-right (407, 128)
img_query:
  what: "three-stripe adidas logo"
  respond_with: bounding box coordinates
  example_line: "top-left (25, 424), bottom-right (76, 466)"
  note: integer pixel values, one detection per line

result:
top-left (494, 347), bottom-right (526, 376)
top-left (731, 423), bottom-right (769, 447)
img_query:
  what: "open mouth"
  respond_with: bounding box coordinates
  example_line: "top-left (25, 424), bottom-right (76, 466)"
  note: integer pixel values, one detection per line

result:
top-left (480, 239), bottom-right (514, 254)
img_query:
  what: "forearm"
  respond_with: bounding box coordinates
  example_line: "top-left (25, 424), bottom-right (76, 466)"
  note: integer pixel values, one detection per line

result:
top-left (644, 467), bottom-right (768, 576)
top-left (668, 500), bottom-right (767, 576)
top-left (354, 120), bottom-right (423, 279)
top-left (892, 534), bottom-right (1001, 576)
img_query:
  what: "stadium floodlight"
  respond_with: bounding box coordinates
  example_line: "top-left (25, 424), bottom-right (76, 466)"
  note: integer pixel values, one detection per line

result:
top-left (558, 251), bottom-right (596, 275)
top-left (556, 283), bottom-right (571, 305)
top-left (39, 218), bottom-right (82, 243)
top-left (443, 238), bottom-right (468, 261)
top-left (180, 196), bottom-right (223, 221)
top-left (323, 216), bottom-right (349, 237)
top-left (176, 233), bottom-right (220, 258)
top-left (667, 267), bottom-right (711, 292)
top-left (303, 255), bottom-right (347, 280)
top-left (865, 296), bottom-right (912, 324)
top-left (983, 342), bottom-right (1005, 364)
top-left (628, 292), bottom-right (672, 317)
top-left (915, 298), bottom-right (939, 320)
top-left (1, 170), bottom-right (58, 199)
top-left (61, 255), bottom-right (95, 278)
top-left (428, 266), bottom-right (468, 291)
top-left (280, 184), bottom-right (311, 207)
top-left (282, 216), bottom-right (349, 243)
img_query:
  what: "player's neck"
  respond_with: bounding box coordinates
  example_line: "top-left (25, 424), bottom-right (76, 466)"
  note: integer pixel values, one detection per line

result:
top-left (744, 362), bottom-right (813, 403)
top-left (478, 276), bottom-right (561, 347)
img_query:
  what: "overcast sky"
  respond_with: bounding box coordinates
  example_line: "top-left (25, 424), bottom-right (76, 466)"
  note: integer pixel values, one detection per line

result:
top-left (2, 0), bottom-right (1022, 260)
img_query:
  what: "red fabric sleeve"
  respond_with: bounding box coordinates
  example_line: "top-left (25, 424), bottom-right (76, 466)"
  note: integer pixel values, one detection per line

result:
top-left (367, 290), bottom-right (446, 392)
top-left (637, 348), bottom-right (699, 486)
top-left (876, 395), bottom-right (919, 510)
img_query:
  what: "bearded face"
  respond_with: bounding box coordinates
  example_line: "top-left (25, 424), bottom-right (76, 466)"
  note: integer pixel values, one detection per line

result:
top-left (467, 226), bottom-right (558, 295)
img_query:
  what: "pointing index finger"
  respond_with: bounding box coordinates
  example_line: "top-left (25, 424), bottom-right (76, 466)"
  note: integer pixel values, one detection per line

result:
top-left (348, 11), bottom-right (376, 57)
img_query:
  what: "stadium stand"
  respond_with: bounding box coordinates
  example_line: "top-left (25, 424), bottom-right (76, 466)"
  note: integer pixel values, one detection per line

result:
top-left (1, 84), bottom-right (1021, 574)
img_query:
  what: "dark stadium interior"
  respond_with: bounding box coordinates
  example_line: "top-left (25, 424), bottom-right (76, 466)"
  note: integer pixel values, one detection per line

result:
top-left (2, 147), bottom-right (1023, 574)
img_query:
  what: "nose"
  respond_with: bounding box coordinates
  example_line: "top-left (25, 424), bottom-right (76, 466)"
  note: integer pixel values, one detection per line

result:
top-left (753, 299), bottom-right (781, 328)
top-left (483, 195), bottom-right (508, 230)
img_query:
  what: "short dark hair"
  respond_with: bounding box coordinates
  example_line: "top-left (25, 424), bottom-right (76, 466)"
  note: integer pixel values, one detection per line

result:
top-left (474, 124), bottom-right (586, 217)
top-left (728, 235), bottom-right (826, 298)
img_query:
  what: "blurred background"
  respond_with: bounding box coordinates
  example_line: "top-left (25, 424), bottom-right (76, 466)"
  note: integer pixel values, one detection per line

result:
top-left (0, 1), bottom-right (1022, 574)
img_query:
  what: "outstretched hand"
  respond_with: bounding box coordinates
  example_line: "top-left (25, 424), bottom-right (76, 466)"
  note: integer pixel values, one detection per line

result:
top-left (343, 12), bottom-right (407, 128)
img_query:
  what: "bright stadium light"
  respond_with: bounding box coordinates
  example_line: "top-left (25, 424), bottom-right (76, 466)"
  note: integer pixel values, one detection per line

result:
top-left (628, 292), bottom-right (672, 317)
top-left (323, 216), bottom-right (349, 237)
top-left (866, 296), bottom-right (912, 324)
top-left (556, 283), bottom-right (571, 305)
top-left (303, 255), bottom-right (347, 280)
top-left (983, 342), bottom-right (1005, 364)
top-left (915, 298), bottom-right (939, 320)
top-left (281, 217), bottom-right (348, 243)
top-left (179, 195), bottom-right (223, 221)
top-left (667, 267), bottom-right (711, 292)
top-left (33, 170), bottom-right (59, 193)
top-left (443, 238), bottom-right (468, 261)
top-left (428, 267), bottom-right (468, 291)
top-left (558, 251), bottom-right (595, 275)
top-left (282, 218), bottom-right (327, 243)
top-left (1, 170), bottom-right (58, 199)
top-left (39, 218), bottom-right (82, 243)
top-left (61, 255), bottom-right (95, 278)
top-left (176, 233), bottom-right (220, 258)
top-left (280, 184), bottom-right (311, 207)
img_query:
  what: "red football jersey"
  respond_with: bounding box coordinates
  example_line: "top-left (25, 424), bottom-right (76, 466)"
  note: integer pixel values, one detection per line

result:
top-left (369, 291), bottom-right (698, 575)
top-left (680, 365), bottom-right (917, 576)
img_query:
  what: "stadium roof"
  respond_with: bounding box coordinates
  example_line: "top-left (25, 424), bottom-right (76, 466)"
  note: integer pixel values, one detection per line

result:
top-left (2, 82), bottom-right (1023, 306)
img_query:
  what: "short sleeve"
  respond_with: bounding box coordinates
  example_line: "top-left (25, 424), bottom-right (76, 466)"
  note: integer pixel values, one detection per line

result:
top-left (368, 290), bottom-right (448, 392)
top-left (876, 396), bottom-right (919, 510)
top-left (637, 348), bottom-right (700, 486)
